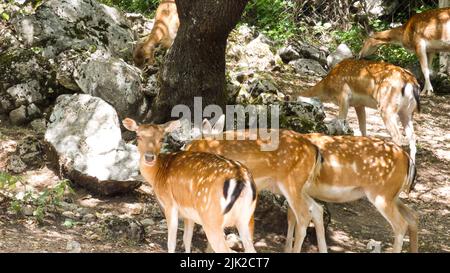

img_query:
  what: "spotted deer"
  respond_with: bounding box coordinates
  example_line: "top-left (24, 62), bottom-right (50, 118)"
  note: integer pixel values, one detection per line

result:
top-left (191, 117), bottom-right (418, 252)
top-left (285, 134), bottom-right (418, 253)
top-left (359, 7), bottom-right (450, 95)
top-left (299, 59), bottom-right (421, 162)
top-left (186, 119), bottom-right (326, 253)
top-left (133, 0), bottom-right (179, 67)
top-left (122, 118), bottom-right (257, 253)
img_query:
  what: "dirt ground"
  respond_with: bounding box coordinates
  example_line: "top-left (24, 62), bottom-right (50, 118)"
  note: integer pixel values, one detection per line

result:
top-left (0, 95), bottom-right (448, 253)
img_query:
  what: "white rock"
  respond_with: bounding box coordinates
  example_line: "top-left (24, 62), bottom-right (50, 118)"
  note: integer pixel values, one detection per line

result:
top-left (45, 94), bottom-right (141, 195)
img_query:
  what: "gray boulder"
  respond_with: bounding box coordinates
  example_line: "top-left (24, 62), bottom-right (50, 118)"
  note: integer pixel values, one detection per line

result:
top-left (284, 41), bottom-right (328, 66)
top-left (12, 0), bottom-right (135, 60)
top-left (277, 45), bottom-right (301, 64)
top-left (1, 0), bottom-right (143, 125)
top-left (6, 135), bottom-right (44, 173)
top-left (290, 59), bottom-right (328, 77)
top-left (228, 31), bottom-right (276, 72)
top-left (327, 44), bottom-right (353, 68)
top-left (6, 80), bottom-right (43, 108)
top-left (326, 118), bottom-right (354, 136)
top-left (44, 94), bottom-right (141, 196)
top-left (279, 98), bottom-right (328, 134)
top-left (73, 50), bottom-right (148, 120)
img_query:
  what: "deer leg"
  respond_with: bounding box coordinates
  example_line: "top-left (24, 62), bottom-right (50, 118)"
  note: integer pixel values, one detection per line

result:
top-left (367, 194), bottom-right (409, 253)
top-left (165, 206), bottom-right (179, 253)
top-left (398, 201), bottom-right (419, 253)
top-left (183, 219), bottom-right (195, 253)
top-left (337, 90), bottom-right (351, 121)
top-left (308, 196), bottom-right (328, 253)
top-left (289, 195), bottom-right (313, 253)
top-left (427, 52), bottom-right (436, 77)
top-left (380, 107), bottom-right (404, 146)
top-left (237, 219), bottom-right (256, 253)
top-left (284, 207), bottom-right (296, 253)
top-left (416, 43), bottom-right (434, 95)
top-left (355, 106), bottom-right (367, 136)
top-left (399, 112), bottom-right (417, 163)
top-left (202, 225), bottom-right (232, 253)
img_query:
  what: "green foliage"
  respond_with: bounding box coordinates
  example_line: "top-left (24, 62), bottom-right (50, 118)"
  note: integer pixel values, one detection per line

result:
top-left (242, 0), bottom-right (297, 42)
top-left (1, 12), bottom-right (10, 21)
top-left (332, 25), bottom-right (365, 53)
top-left (97, 0), bottom-right (159, 16)
top-left (0, 172), bottom-right (74, 223)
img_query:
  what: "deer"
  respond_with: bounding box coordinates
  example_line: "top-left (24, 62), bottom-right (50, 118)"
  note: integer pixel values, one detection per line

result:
top-left (359, 7), bottom-right (450, 96)
top-left (133, 0), bottom-right (179, 68)
top-left (285, 133), bottom-right (418, 253)
top-left (191, 117), bottom-right (418, 253)
top-left (122, 118), bottom-right (257, 253)
top-left (299, 58), bottom-right (421, 163)
top-left (185, 118), bottom-right (327, 253)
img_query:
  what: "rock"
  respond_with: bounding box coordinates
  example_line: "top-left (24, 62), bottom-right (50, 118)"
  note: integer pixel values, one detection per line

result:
top-left (0, 94), bottom-right (14, 114)
top-left (55, 50), bottom-right (83, 92)
top-left (353, 0), bottom-right (399, 18)
top-left (254, 190), bottom-right (288, 234)
top-left (6, 155), bottom-right (27, 174)
top-left (278, 45), bottom-right (301, 63)
top-left (22, 205), bottom-right (34, 216)
top-left (140, 218), bottom-right (155, 227)
top-left (326, 119), bottom-right (354, 136)
top-left (102, 216), bottom-right (145, 242)
top-left (228, 31), bottom-right (276, 71)
top-left (248, 78), bottom-right (278, 97)
top-left (30, 119), bottom-right (47, 134)
top-left (9, 105), bottom-right (28, 125)
top-left (26, 103), bottom-right (42, 120)
top-left (294, 42), bottom-right (328, 67)
top-left (327, 44), bottom-right (353, 68)
top-left (66, 240), bottom-right (81, 253)
top-left (8, 103), bottom-right (42, 125)
top-left (254, 240), bottom-right (268, 248)
top-left (6, 80), bottom-right (43, 108)
top-left (12, 0), bottom-right (135, 60)
top-left (226, 233), bottom-right (243, 250)
top-left (82, 214), bottom-right (96, 222)
top-left (142, 74), bottom-right (159, 98)
top-left (290, 59), bottom-right (328, 77)
top-left (62, 211), bottom-right (77, 219)
top-left (125, 13), bottom-right (155, 42)
top-left (44, 94), bottom-right (142, 196)
top-left (73, 50), bottom-right (147, 120)
top-left (59, 201), bottom-right (78, 212)
top-left (235, 71), bottom-right (254, 84)
top-left (77, 207), bottom-right (90, 216)
top-left (13, 135), bottom-right (45, 171)
top-left (279, 99), bottom-right (328, 134)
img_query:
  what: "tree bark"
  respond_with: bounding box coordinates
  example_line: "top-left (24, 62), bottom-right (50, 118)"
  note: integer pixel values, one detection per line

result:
top-left (440, 0), bottom-right (449, 75)
top-left (150, 0), bottom-right (249, 123)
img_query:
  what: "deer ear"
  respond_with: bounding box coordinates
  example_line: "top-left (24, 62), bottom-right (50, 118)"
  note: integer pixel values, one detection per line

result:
top-left (202, 118), bottom-right (212, 135)
top-left (212, 114), bottom-right (225, 134)
top-left (123, 118), bottom-right (139, 132)
top-left (163, 120), bottom-right (181, 133)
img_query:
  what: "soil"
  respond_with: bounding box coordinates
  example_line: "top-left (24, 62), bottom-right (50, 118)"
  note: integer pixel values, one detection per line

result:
top-left (0, 94), bottom-right (448, 253)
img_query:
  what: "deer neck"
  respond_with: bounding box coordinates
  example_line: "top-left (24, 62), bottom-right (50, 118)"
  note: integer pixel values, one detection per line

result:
top-left (300, 80), bottom-right (327, 99)
top-left (374, 26), bottom-right (404, 46)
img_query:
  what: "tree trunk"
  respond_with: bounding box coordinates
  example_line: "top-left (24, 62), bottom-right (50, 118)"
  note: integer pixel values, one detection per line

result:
top-left (150, 0), bottom-right (249, 123)
top-left (440, 0), bottom-right (449, 75)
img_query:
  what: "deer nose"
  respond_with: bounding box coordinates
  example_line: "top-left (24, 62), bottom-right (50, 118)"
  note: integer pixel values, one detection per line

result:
top-left (144, 152), bottom-right (155, 163)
